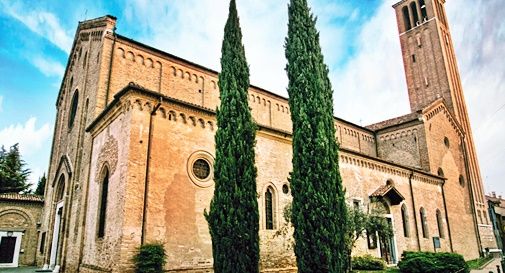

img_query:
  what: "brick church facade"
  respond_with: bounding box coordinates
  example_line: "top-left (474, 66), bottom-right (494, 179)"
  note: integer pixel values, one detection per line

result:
top-left (36, 0), bottom-right (496, 272)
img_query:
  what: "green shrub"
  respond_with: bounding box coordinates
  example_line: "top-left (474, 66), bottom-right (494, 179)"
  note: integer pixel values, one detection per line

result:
top-left (398, 251), bottom-right (468, 273)
top-left (352, 255), bottom-right (386, 270)
top-left (133, 243), bottom-right (166, 273)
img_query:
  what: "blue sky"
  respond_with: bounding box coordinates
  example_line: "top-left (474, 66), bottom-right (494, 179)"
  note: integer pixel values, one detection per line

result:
top-left (0, 0), bottom-right (504, 196)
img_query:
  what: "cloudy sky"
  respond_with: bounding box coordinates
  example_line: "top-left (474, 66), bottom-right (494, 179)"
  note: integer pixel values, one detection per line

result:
top-left (0, 0), bottom-right (503, 196)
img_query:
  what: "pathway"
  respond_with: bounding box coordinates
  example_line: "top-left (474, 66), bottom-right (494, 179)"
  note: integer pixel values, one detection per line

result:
top-left (471, 258), bottom-right (504, 273)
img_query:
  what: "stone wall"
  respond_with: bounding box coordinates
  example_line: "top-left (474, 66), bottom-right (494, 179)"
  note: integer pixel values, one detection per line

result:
top-left (422, 102), bottom-right (480, 258)
top-left (0, 196), bottom-right (43, 266)
top-left (40, 11), bottom-right (487, 272)
top-left (38, 16), bottom-right (117, 272)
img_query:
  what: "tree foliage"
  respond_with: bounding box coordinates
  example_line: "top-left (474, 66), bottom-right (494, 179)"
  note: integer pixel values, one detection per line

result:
top-left (345, 201), bottom-right (394, 272)
top-left (205, 0), bottom-right (259, 272)
top-left (133, 243), bottom-right (166, 273)
top-left (285, 0), bottom-right (348, 271)
top-left (35, 173), bottom-right (46, 196)
top-left (0, 144), bottom-right (31, 193)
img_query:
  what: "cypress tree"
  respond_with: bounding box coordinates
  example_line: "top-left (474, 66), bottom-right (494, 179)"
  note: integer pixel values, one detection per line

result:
top-left (284, 0), bottom-right (348, 272)
top-left (35, 173), bottom-right (47, 196)
top-left (205, 0), bottom-right (259, 272)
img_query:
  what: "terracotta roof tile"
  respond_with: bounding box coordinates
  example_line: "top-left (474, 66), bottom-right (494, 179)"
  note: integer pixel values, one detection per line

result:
top-left (0, 193), bottom-right (44, 203)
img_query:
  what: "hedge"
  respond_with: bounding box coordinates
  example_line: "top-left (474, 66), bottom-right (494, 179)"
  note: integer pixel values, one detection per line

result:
top-left (133, 243), bottom-right (166, 273)
top-left (352, 255), bottom-right (386, 270)
top-left (398, 251), bottom-right (468, 273)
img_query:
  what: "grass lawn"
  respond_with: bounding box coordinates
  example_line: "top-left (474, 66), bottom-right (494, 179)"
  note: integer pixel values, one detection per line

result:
top-left (466, 255), bottom-right (494, 270)
top-left (353, 268), bottom-right (400, 273)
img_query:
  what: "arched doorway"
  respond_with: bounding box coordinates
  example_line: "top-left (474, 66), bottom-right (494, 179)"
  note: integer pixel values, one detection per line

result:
top-left (370, 199), bottom-right (397, 264)
top-left (49, 174), bottom-right (66, 271)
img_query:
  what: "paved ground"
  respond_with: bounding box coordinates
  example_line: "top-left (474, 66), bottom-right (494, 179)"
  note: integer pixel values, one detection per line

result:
top-left (471, 258), bottom-right (504, 273)
top-left (0, 267), bottom-right (38, 273)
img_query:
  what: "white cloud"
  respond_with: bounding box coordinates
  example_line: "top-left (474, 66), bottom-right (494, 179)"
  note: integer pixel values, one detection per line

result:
top-left (1, 2), bottom-right (72, 53)
top-left (0, 118), bottom-right (52, 188)
top-left (121, 0), bottom-right (504, 195)
top-left (32, 56), bottom-right (65, 78)
top-left (123, 0), bottom-right (291, 93)
top-left (330, 1), bottom-right (409, 125)
top-left (0, 117), bottom-right (52, 158)
top-left (446, 0), bottom-right (505, 196)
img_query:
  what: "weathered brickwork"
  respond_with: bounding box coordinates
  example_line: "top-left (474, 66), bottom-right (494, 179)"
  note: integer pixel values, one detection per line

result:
top-left (38, 1), bottom-right (492, 272)
top-left (0, 194), bottom-right (43, 267)
top-left (393, 0), bottom-right (490, 247)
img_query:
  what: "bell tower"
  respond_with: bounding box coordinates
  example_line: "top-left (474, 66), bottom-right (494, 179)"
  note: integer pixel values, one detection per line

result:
top-left (393, 0), bottom-right (463, 115)
top-left (393, 0), bottom-right (492, 250)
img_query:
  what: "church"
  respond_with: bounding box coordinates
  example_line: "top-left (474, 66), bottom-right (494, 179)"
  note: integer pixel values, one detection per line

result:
top-left (35, 0), bottom-right (496, 272)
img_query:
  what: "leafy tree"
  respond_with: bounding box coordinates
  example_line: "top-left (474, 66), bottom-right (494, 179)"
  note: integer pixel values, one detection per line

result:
top-left (205, 0), bottom-right (259, 272)
top-left (345, 205), bottom-right (370, 272)
top-left (0, 144), bottom-right (31, 193)
top-left (285, 0), bottom-right (348, 272)
top-left (34, 173), bottom-right (46, 195)
top-left (345, 201), bottom-right (394, 272)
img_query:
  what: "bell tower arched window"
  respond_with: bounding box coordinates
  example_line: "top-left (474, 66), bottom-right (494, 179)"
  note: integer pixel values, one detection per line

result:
top-left (418, 0), bottom-right (427, 20)
top-left (402, 6), bottom-right (412, 31)
top-left (97, 167), bottom-right (109, 238)
top-left (410, 2), bottom-right (420, 26)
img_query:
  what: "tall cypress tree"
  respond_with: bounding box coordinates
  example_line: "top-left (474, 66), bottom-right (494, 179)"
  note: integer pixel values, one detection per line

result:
top-left (285, 0), bottom-right (348, 272)
top-left (205, 0), bottom-right (259, 272)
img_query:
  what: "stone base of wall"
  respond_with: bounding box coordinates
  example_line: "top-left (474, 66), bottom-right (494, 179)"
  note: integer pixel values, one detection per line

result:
top-left (165, 267), bottom-right (297, 273)
top-left (79, 264), bottom-right (112, 273)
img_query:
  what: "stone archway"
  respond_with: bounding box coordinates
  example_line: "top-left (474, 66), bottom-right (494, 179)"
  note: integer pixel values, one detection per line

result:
top-left (0, 209), bottom-right (33, 268)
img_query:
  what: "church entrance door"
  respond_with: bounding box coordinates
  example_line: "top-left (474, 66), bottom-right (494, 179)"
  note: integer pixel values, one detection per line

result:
top-left (379, 218), bottom-right (397, 264)
top-left (49, 201), bottom-right (64, 270)
top-left (0, 231), bottom-right (23, 267)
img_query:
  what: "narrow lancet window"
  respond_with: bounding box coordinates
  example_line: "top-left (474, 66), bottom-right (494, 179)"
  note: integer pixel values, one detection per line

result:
top-left (402, 204), bottom-right (410, 237)
top-left (420, 207), bottom-right (429, 238)
top-left (98, 168), bottom-right (109, 238)
top-left (265, 187), bottom-right (274, 230)
top-left (436, 209), bottom-right (444, 238)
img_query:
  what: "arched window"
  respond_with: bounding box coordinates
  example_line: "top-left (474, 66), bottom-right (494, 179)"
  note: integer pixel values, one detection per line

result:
top-left (402, 6), bottom-right (412, 31)
top-left (420, 207), bottom-right (428, 238)
top-left (401, 204), bottom-right (410, 237)
top-left (83, 51), bottom-right (87, 67)
top-left (68, 90), bottom-right (79, 129)
top-left (459, 175), bottom-right (465, 187)
top-left (437, 168), bottom-right (444, 177)
top-left (265, 187), bottom-right (275, 230)
top-left (418, 0), bottom-right (428, 20)
top-left (55, 175), bottom-right (65, 202)
top-left (410, 2), bottom-right (420, 26)
top-left (436, 209), bottom-right (444, 238)
top-left (97, 167), bottom-right (109, 238)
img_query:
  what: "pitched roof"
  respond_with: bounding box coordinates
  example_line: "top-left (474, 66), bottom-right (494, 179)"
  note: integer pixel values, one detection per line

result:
top-left (370, 184), bottom-right (405, 205)
top-left (366, 112), bottom-right (421, 131)
top-left (0, 193), bottom-right (44, 203)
